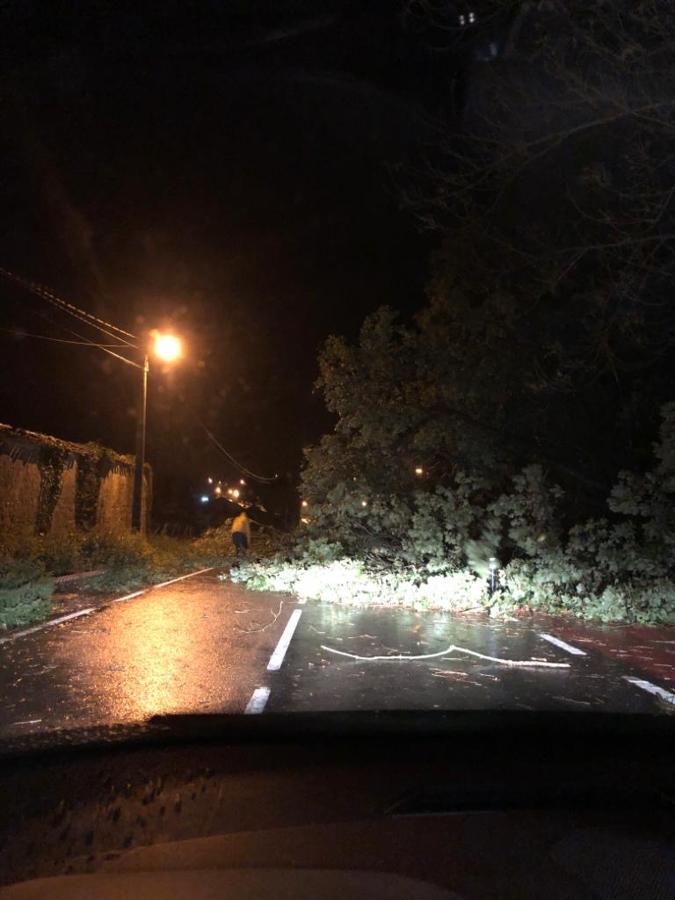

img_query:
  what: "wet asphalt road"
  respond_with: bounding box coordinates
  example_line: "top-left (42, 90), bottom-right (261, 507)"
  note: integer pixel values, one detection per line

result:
top-left (1, 569), bottom-right (674, 738)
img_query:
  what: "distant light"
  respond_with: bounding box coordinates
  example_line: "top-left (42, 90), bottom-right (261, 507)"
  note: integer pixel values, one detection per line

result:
top-left (214, 485), bottom-right (222, 495)
top-left (153, 332), bottom-right (182, 362)
top-left (468, 11), bottom-right (476, 23)
top-left (361, 500), bottom-right (368, 507)
top-left (414, 466), bottom-right (424, 476)
top-left (240, 478), bottom-right (246, 485)
top-left (233, 489), bottom-right (240, 498)
top-left (301, 500), bottom-right (308, 508)
top-left (207, 477), bottom-right (213, 484)
top-left (488, 557), bottom-right (499, 571)
top-left (200, 495), bottom-right (209, 503)
top-left (300, 516), bottom-right (310, 525)
top-left (227, 488), bottom-right (233, 495)
top-left (459, 14), bottom-right (465, 25)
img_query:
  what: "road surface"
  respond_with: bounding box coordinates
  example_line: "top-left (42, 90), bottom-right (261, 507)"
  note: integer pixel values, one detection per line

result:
top-left (1, 569), bottom-right (674, 738)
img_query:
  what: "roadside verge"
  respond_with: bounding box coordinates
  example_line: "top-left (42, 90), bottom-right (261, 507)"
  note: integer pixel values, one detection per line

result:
top-left (0, 567), bottom-right (215, 645)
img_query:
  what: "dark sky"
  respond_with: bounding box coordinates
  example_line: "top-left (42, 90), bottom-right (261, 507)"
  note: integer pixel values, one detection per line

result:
top-left (0, 1), bottom-right (460, 519)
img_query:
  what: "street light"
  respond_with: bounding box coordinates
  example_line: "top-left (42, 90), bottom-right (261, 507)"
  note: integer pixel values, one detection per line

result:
top-left (131, 331), bottom-right (183, 531)
top-left (414, 466), bottom-right (424, 476)
top-left (0, 268), bottom-right (183, 533)
top-left (153, 332), bottom-right (182, 362)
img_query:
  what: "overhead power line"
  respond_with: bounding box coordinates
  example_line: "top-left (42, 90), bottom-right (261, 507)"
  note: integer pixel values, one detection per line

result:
top-left (0, 327), bottom-right (129, 347)
top-left (54, 319), bottom-right (142, 369)
top-left (199, 421), bottom-right (279, 484)
top-left (0, 266), bottom-right (139, 347)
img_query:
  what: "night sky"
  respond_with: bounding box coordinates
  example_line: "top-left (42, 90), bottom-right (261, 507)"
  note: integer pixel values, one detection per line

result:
top-left (0, 1), bottom-right (459, 521)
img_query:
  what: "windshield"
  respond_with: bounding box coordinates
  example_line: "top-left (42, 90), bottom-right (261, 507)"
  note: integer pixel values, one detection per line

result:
top-left (1, 0), bottom-right (674, 744)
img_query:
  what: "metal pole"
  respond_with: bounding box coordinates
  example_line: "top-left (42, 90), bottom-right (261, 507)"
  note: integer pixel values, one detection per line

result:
top-left (131, 354), bottom-right (149, 531)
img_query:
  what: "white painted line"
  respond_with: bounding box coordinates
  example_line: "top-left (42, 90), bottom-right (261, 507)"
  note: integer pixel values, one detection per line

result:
top-left (623, 677), bottom-right (675, 706)
top-left (244, 686), bottom-right (271, 714)
top-left (112, 589), bottom-right (146, 603)
top-left (150, 567), bottom-right (214, 590)
top-left (538, 633), bottom-right (587, 656)
top-left (267, 609), bottom-right (303, 672)
top-left (0, 607), bottom-right (96, 644)
top-left (0, 566), bottom-right (216, 644)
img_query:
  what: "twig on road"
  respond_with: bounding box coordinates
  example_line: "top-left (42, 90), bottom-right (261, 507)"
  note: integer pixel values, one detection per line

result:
top-left (320, 643), bottom-right (570, 668)
top-left (235, 600), bottom-right (284, 634)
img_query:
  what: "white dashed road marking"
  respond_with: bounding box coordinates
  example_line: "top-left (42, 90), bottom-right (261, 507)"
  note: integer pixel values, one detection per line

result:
top-left (112, 589), bottom-right (146, 604)
top-left (147, 567), bottom-right (215, 590)
top-left (623, 677), bottom-right (675, 706)
top-left (538, 633), bottom-right (587, 656)
top-left (267, 609), bottom-right (303, 671)
top-left (244, 686), bottom-right (271, 714)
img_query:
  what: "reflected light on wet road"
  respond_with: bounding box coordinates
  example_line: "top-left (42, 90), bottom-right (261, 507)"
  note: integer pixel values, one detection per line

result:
top-left (107, 599), bottom-right (192, 719)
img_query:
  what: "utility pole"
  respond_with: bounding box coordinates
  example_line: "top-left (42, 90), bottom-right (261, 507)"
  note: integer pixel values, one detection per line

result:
top-left (131, 354), bottom-right (149, 531)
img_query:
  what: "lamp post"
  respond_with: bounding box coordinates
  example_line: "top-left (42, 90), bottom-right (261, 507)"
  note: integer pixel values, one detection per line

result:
top-left (131, 332), bottom-right (183, 532)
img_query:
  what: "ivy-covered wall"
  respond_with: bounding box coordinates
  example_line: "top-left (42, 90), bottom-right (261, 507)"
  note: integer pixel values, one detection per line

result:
top-left (0, 424), bottom-right (151, 535)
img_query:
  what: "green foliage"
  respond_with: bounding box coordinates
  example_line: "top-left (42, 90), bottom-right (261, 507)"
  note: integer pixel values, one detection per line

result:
top-left (192, 521), bottom-right (290, 566)
top-left (35, 445), bottom-right (67, 535)
top-left (280, 2), bottom-right (675, 624)
top-left (0, 557), bottom-right (53, 629)
top-left (82, 532), bottom-right (199, 594)
top-left (79, 530), bottom-right (153, 569)
top-left (74, 454), bottom-right (103, 531)
top-left (282, 392), bottom-right (675, 623)
top-left (231, 555), bottom-right (487, 613)
top-left (0, 526), bottom-right (217, 603)
top-left (0, 528), bottom-right (81, 576)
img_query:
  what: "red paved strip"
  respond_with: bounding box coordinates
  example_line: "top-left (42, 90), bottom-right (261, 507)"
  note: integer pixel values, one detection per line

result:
top-left (548, 620), bottom-right (675, 686)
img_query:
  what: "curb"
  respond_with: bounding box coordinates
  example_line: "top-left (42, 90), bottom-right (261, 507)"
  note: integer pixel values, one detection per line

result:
top-left (53, 569), bottom-right (107, 590)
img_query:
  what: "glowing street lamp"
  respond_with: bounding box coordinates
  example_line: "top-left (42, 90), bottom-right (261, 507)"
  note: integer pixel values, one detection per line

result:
top-left (152, 332), bottom-right (182, 362)
top-left (232, 488), bottom-right (240, 499)
top-left (131, 330), bottom-right (184, 531)
top-left (301, 500), bottom-right (308, 508)
top-left (414, 466), bottom-right (424, 476)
